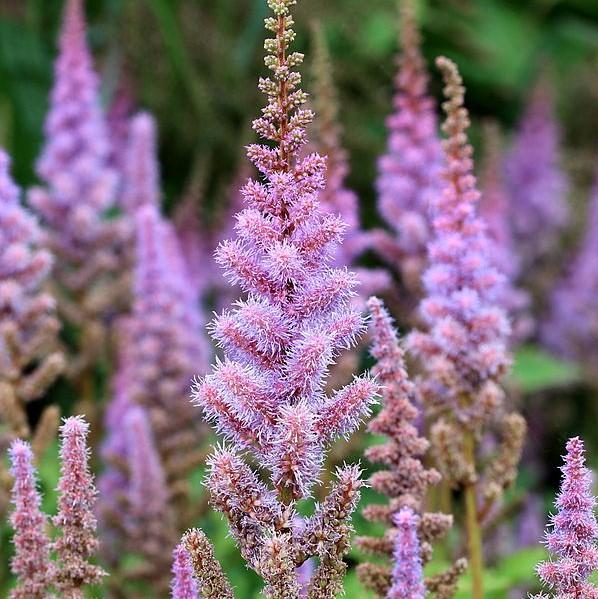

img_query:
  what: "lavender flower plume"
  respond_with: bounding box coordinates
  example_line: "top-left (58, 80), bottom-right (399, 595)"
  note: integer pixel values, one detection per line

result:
top-left (372, 0), bottom-right (443, 296)
top-left (310, 23), bottom-right (388, 297)
top-left (7, 440), bottom-right (53, 599)
top-left (504, 76), bottom-right (569, 269)
top-left (28, 0), bottom-right (129, 327)
top-left (0, 149), bottom-right (64, 440)
top-left (171, 544), bottom-right (201, 599)
top-left (192, 0), bottom-right (377, 593)
top-left (122, 111), bottom-right (160, 214)
top-left (480, 122), bottom-right (532, 344)
top-left (388, 508), bottom-right (426, 599)
top-left (356, 297), bottom-right (456, 597)
top-left (408, 57), bottom-right (511, 429)
top-left (542, 160), bottom-right (598, 372)
top-left (534, 437), bottom-right (598, 598)
top-left (53, 416), bottom-right (106, 597)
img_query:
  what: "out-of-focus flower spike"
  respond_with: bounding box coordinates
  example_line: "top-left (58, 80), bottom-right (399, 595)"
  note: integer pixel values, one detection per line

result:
top-left (171, 543), bottom-right (201, 599)
top-left (7, 439), bottom-right (54, 599)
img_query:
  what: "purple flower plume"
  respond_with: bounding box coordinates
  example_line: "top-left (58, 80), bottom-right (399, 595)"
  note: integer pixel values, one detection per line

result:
top-left (28, 0), bottom-right (128, 320)
top-left (504, 77), bottom-right (569, 269)
top-left (543, 161), bottom-right (598, 370)
top-left (372, 0), bottom-right (443, 296)
top-left (171, 544), bottom-right (201, 599)
top-left (533, 437), bottom-right (598, 599)
top-left (388, 508), bottom-right (426, 599)
top-left (190, 1), bottom-right (377, 593)
top-left (408, 57), bottom-right (511, 428)
top-left (53, 416), bottom-right (106, 597)
top-left (7, 440), bottom-right (53, 599)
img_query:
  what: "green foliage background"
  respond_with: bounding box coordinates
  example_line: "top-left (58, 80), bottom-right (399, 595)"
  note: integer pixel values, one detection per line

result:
top-left (1, 0), bottom-right (598, 597)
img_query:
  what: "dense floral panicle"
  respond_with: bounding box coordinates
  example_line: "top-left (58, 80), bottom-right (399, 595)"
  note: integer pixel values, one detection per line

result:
top-left (372, 0), bottom-right (443, 294)
top-left (388, 508), bottom-right (425, 599)
top-left (534, 437), bottom-right (598, 598)
top-left (28, 0), bottom-right (128, 323)
top-left (53, 416), bottom-right (106, 596)
top-left (122, 111), bottom-right (160, 214)
top-left (357, 298), bottom-right (455, 596)
top-left (543, 161), bottom-right (598, 370)
top-left (407, 57), bottom-right (510, 428)
top-left (480, 122), bottom-right (532, 343)
top-left (191, 2), bottom-right (376, 594)
top-left (310, 23), bottom-right (388, 297)
top-left (171, 544), bottom-right (200, 599)
top-left (8, 440), bottom-right (53, 599)
top-left (0, 150), bottom-right (63, 438)
top-left (504, 77), bottom-right (569, 268)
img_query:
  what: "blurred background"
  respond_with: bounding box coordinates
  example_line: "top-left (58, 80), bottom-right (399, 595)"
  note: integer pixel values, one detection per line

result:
top-left (1, 0), bottom-right (598, 596)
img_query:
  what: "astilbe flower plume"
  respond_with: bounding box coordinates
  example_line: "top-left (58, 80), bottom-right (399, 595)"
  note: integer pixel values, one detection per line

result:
top-left (531, 437), bottom-right (598, 599)
top-left (191, 1), bottom-right (378, 596)
top-left (7, 439), bottom-right (54, 599)
top-left (52, 416), bottom-right (106, 598)
top-left (479, 122), bottom-right (532, 344)
top-left (171, 543), bottom-right (200, 599)
top-left (542, 161), bottom-right (598, 376)
top-left (0, 150), bottom-right (64, 446)
top-left (356, 297), bottom-right (463, 599)
top-left (28, 0), bottom-right (129, 342)
top-left (372, 0), bottom-right (443, 302)
top-left (310, 23), bottom-right (388, 298)
top-left (408, 57), bottom-right (511, 430)
top-left (504, 76), bottom-right (569, 270)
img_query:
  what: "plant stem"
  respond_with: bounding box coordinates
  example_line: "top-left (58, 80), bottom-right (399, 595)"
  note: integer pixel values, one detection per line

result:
top-left (463, 431), bottom-right (484, 599)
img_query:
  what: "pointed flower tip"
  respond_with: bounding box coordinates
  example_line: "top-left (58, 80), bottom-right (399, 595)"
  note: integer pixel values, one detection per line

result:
top-left (60, 414), bottom-right (89, 436)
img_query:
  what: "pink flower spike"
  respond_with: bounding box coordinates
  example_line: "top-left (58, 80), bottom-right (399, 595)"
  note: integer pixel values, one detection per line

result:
top-left (171, 543), bottom-right (200, 599)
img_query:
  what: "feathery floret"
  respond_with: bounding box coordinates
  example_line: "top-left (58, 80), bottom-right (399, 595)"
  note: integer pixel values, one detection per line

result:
top-left (373, 0), bottom-right (443, 297)
top-left (7, 440), bottom-right (53, 599)
top-left (534, 437), bottom-right (598, 598)
top-left (53, 416), bottom-right (106, 597)
top-left (408, 57), bottom-right (510, 428)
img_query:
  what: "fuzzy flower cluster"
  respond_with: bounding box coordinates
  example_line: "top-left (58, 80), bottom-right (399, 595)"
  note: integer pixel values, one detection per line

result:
top-left (356, 297), bottom-right (463, 599)
top-left (480, 122), bottom-right (532, 344)
top-left (372, 0), bottom-right (443, 297)
top-left (0, 150), bottom-right (64, 442)
top-left (310, 24), bottom-right (388, 298)
top-left (7, 416), bottom-right (105, 598)
top-left (408, 57), bottom-right (511, 429)
top-left (28, 0), bottom-right (129, 325)
top-left (99, 203), bottom-right (209, 586)
top-left (504, 77), bottom-right (569, 270)
top-left (532, 437), bottom-right (598, 599)
top-left (192, 0), bottom-right (377, 595)
top-left (543, 162), bottom-right (598, 373)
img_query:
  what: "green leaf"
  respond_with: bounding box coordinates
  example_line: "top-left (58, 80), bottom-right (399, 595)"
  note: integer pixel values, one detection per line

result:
top-left (510, 345), bottom-right (581, 393)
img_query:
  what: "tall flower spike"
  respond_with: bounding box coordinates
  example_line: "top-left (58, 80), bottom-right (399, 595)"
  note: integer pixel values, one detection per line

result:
top-left (192, 0), bottom-right (377, 594)
top-left (53, 416), bottom-right (106, 597)
top-left (7, 440), bottom-right (53, 599)
top-left (121, 111), bottom-right (160, 214)
top-left (28, 0), bottom-right (129, 339)
top-left (310, 23), bottom-right (388, 297)
top-left (407, 57), bottom-right (511, 429)
top-left (372, 0), bottom-right (443, 301)
top-left (542, 160), bottom-right (598, 376)
top-left (0, 149), bottom-right (64, 443)
top-left (388, 508), bottom-right (426, 599)
top-left (533, 437), bottom-right (598, 599)
top-left (480, 122), bottom-right (532, 344)
top-left (356, 297), bottom-right (457, 597)
top-left (504, 75), bottom-right (569, 270)
top-left (171, 544), bottom-right (200, 599)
